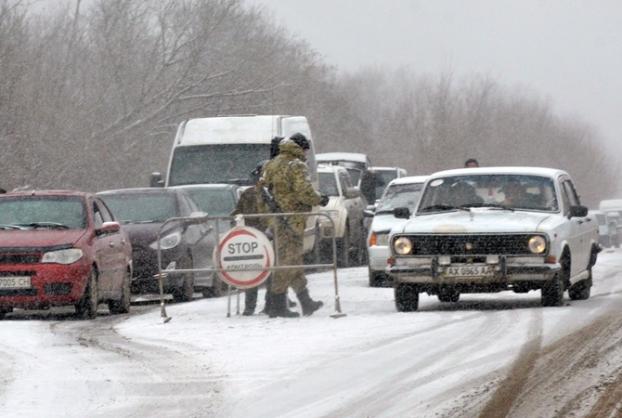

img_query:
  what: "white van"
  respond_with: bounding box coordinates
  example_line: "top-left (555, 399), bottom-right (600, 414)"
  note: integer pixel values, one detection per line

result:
top-left (154, 115), bottom-right (318, 187)
top-left (152, 115), bottom-right (320, 256)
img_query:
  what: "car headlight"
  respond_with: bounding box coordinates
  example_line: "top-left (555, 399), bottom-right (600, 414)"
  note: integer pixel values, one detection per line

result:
top-left (528, 235), bottom-right (547, 254)
top-left (393, 237), bottom-right (413, 255)
top-left (150, 231), bottom-right (182, 250)
top-left (41, 248), bottom-right (83, 264)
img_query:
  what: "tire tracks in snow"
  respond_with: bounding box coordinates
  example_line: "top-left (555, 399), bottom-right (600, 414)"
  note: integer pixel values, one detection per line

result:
top-left (48, 310), bottom-right (223, 417)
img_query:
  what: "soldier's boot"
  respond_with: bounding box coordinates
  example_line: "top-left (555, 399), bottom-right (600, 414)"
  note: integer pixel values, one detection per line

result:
top-left (268, 293), bottom-right (300, 318)
top-left (288, 297), bottom-right (297, 308)
top-left (296, 288), bottom-right (323, 316)
top-left (243, 288), bottom-right (258, 316)
top-left (259, 290), bottom-right (272, 315)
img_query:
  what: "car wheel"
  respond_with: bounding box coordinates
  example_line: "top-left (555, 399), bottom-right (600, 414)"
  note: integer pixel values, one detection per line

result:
top-left (541, 273), bottom-right (564, 306)
top-left (75, 269), bottom-right (99, 319)
top-left (568, 269), bottom-right (592, 300)
top-left (173, 256), bottom-right (195, 302)
top-left (337, 226), bottom-right (350, 268)
top-left (205, 274), bottom-right (228, 298)
top-left (438, 288), bottom-right (460, 303)
top-left (395, 283), bottom-right (419, 312)
top-left (0, 307), bottom-right (12, 320)
top-left (109, 269), bottom-right (131, 314)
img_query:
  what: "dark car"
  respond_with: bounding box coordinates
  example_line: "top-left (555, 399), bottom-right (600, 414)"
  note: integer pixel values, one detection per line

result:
top-left (97, 188), bottom-right (216, 301)
top-left (0, 190), bottom-right (132, 319)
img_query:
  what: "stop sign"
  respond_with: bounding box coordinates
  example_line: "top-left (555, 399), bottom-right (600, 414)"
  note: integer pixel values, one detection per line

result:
top-left (213, 226), bottom-right (274, 289)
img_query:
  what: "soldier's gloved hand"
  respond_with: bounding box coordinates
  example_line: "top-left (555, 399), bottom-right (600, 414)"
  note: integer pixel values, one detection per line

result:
top-left (319, 194), bottom-right (330, 207)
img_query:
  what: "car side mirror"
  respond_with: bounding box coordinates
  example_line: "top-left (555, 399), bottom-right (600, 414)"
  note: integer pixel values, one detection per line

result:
top-left (96, 221), bottom-right (120, 236)
top-left (345, 187), bottom-right (361, 199)
top-left (150, 172), bottom-right (164, 188)
top-left (569, 205), bottom-right (588, 218)
top-left (393, 207), bottom-right (411, 219)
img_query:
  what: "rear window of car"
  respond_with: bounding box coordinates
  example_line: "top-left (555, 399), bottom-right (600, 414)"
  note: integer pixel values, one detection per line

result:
top-left (99, 193), bottom-right (179, 223)
top-left (0, 196), bottom-right (86, 229)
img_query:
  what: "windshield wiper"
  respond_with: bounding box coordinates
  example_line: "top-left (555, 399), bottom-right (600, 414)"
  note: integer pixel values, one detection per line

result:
top-left (462, 203), bottom-right (515, 212)
top-left (419, 204), bottom-right (471, 213)
top-left (16, 222), bottom-right (70, 229)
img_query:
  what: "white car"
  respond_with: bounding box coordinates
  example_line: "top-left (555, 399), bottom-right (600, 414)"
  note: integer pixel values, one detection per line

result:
top-left (317, 165), bottom-right (366, 267)
top-left (369, 166), bottom-right (408, 202)
top-left (366, 176), bottom-right (427, 287)
top-left (388, 167), bottom-right (600, 311)
top-left (589, 210), bottom-right (620, 248)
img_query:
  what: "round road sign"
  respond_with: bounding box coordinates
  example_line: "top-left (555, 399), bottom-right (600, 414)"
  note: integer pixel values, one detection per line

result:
top-left (214, 226), bottom-right (274, 289)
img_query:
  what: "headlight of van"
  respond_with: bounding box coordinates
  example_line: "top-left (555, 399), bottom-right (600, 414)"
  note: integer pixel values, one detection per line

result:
top-left (528, 235), bottom-right (547, 254)
top-left (41, 248), bottom-right (83, 264)
top-left (150, 231), bottom-right (182, 250)
top-left (393, 237), bottom-right (413, 255)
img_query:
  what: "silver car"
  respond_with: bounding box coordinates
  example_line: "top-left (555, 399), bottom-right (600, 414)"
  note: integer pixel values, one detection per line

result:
top-left (366, 176), bottom-right (428, 287)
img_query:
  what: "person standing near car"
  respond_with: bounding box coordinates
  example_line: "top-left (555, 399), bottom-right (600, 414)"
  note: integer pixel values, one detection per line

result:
top-left (231, 161), bottom-right (271, 316)
top-left (261, 133), bottom-right (328, 317)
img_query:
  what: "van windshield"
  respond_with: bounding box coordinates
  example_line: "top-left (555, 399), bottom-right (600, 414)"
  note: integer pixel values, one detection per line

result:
top-left (169, 144), bottom-right (272, 186)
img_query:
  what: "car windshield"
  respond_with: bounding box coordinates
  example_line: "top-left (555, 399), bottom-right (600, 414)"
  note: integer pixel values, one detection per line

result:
top-left (319, 173), bottom-right (339, 197)
top-left (377, 183), bottom-right (424, 213)
top-left (374, 170), bottom-right (399, 199)
top-left (0, 196), bottom-right (86, 229)
top-left (100, 193), bottom-right (178, 223)
top-left (184, 188), bottom-right (237, 216)
top-left (417, 174), bottom-right (559, 214)
top-left (169, 144), bottom-right (271, 186)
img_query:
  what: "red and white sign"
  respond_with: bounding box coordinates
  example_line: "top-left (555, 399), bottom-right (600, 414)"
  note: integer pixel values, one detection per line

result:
top-left (213, 226), bottom-right (274, 289)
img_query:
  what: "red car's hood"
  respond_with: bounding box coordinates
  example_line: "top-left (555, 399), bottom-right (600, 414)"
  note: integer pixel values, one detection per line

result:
top-left (0, 229), bottom-right (88, 249)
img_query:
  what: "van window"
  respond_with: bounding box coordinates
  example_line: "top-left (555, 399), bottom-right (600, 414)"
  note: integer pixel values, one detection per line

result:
top-left (169, 144), bottom-right (272, 186)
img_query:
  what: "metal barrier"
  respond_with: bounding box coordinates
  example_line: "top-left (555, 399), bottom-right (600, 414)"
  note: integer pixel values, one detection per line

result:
top-left (154, 211), bottom-right (345, 322)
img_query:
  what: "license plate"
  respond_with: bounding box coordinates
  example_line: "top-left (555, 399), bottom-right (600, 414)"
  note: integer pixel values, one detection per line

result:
top-left (0, 276), bottom-right (32, 289)
top-left (443, 265), bottom-right (494, 278)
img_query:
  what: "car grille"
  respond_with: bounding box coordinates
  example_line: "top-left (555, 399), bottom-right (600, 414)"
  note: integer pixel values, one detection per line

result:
top-left (0, 252), bottom-right (41, 264)
top-left (402, 234), bottom-right (541, 256)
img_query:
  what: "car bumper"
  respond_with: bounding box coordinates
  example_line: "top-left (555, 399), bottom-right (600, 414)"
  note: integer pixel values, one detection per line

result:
top-left (0, 261), bottom-right (91, 309)
top-left (368, 245), bottom-right (390, 271)
top-left (389, 256), bottom-right (561, 284)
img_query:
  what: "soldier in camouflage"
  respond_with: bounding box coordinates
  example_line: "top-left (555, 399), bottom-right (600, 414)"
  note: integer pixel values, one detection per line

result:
top-left (261, 133), bottom-right (328, 317)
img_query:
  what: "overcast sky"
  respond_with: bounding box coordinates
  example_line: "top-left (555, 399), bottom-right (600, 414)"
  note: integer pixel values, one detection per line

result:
top-left (248, 0), bottom-right (622, 152)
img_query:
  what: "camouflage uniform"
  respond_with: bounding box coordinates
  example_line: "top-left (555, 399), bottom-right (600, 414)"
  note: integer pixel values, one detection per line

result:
top-left (261, 139), bottom-right (321, 294)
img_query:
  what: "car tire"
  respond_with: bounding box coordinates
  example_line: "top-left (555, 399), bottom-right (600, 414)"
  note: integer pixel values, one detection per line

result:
top-left (395, 283), bottom-right (419, 312)
top-left (541, 273), bottom-right (564, 306)
top-left (109, 268), bottom-right (131, 314)
top-left (369, 271), bottom-right (382, 287)
top-left (337, 226), bottom-right (350, 268)
top-left (173, 256), bottom-right (195, 302)
top-left (205, 275), bottom-right (228, 298)
top-left (569, 269), bottom-right (592, 301)
top-left (75, 269), bottom-right (99, 319)
top-left (0, 307), bottom-right (12, 320)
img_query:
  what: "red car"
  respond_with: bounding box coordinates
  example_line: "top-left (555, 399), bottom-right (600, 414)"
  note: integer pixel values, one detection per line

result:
top-left (0, 190), bottom-right (133, 319)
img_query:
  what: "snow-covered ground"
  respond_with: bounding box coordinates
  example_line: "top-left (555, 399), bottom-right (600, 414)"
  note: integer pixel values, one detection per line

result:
top-left (1, 250), bottom-right (622, 417)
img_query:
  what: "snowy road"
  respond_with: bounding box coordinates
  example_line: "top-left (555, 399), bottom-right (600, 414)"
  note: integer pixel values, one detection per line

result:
top-left (1, 250), bottom-right (622, 417)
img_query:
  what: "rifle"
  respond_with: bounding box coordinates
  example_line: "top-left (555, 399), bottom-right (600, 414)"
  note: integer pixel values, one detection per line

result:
top-left (258, 185), bottom-right (296, 235)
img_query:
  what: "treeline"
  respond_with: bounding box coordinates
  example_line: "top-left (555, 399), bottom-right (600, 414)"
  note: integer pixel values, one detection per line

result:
top-left (0, 0), bottom-right (616, 205)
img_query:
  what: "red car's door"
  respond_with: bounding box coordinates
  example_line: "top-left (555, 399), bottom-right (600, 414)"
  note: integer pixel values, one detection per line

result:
top-left (91, 200), bottom-right (119, 295)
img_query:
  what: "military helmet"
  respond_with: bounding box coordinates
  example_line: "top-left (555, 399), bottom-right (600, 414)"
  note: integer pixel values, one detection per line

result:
top-left (288, 132), bottom-right (310, 150)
